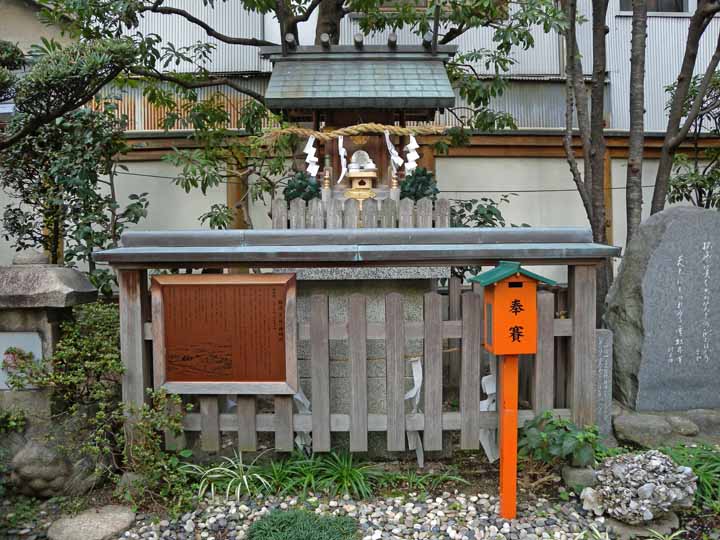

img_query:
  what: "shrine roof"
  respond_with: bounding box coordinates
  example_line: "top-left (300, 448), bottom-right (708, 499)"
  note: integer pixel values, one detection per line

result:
top-left (94, 228), bottom-right (621, 268)
top-left (260, 45), bottom-right (457, 111)
top-left (469, 261), bottom-right (558, 287)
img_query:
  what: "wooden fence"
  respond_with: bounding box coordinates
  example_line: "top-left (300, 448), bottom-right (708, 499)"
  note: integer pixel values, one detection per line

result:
top-left (271, 197), bottom-right (450, 229)
top-left (165, 285), bottom-right (574, 453)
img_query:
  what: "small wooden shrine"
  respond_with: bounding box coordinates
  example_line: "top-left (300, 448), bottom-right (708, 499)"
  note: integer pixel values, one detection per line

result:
top-left (261, 34), bottom-right (456, 202)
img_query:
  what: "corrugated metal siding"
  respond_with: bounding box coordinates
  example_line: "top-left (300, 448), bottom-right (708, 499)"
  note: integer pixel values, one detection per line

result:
top-left (608, 9), bottom-right (720, 131)
top-left (101, 77), bottom-right (270, 132)
top-left (129, 0), bottom-right (265, 73)
top-left (338, 15), bottom-right (573, 77)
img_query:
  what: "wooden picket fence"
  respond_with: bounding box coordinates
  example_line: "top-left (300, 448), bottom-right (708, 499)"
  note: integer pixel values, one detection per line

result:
top-left (271, 197), bottom-right (450, 229)
top-left (173, 286), bottom-right (572, 453)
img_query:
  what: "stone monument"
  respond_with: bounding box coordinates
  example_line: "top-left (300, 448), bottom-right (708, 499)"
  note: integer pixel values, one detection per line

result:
top-left (606, 207), bottom-right (720, 411)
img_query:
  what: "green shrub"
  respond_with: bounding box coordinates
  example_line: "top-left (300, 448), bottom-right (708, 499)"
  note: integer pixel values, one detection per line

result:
top-left (660, 444), bottom-right (720, 511)
top-left (3, 302), bottom-right (124, 464)
top-left (248, 510), bottom-right (358, 540)
top-left (0, 407), bottom-right (26, 434)
top-left (519, 411), bottom-right (601, 467)
top-left (400, 167), bottom-right (439, 201)
top-left (283, 172), bottom-right (321, 202)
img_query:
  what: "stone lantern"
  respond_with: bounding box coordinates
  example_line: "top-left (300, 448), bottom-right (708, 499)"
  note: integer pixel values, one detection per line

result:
top-left (0, 251), bottom-right (97, 497)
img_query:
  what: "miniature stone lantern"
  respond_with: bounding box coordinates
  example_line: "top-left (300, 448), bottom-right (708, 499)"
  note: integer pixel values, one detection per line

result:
top-left (345, 150), bottom-right (378, 202)
top-left (470, 261), bottom-right (556, 519)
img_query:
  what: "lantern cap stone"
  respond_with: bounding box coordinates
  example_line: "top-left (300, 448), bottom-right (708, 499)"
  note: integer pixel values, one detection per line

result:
top-left (0, 263), bottom-right (97, 308)
top-left (469, 260), bottom-right (557, 287)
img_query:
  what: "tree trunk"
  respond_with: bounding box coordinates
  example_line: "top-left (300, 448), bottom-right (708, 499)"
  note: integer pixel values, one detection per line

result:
top-left (625, 0), bottom-right (647, 243)
top-left (314, 0), bottom-right (344, 44)
top-left (651, 6), bottom-right (710, 214)
top-left (589, 0), bottom-right (608, 245)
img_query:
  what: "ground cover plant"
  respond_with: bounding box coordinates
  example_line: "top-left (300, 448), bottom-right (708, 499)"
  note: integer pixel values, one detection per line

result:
top-left (519, 411), bottom-right (602, 468)
top-left (660, 444), bottom-right (720, 513)
top-left (247, 509), bottom-right (358, 540)
top-left (182, 449), bottom-right (467, 502)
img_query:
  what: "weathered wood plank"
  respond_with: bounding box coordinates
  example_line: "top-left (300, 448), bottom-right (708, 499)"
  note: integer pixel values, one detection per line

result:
top-left (289, 198), bottom-right (306, 229)
top-left (165, 397), bottom-right (186, 451)
top-left (399, 198), bottom-right (414, 228)
top-left (472, 282), bottom-right (488, 400)
top-left (271, 198), bottom-right (288, 229)
top-left (119, 270), bottom-right (149, 409)
top-left (182, 409), bottom-right (573, 433)
top-left (423, 292), bottom-right (443, 451)
top-left (555, 289), bottom-right (569, 408)
top-left (460, 292), bottom-right (482, 449)
top-left (569, 266), bottom-right (597, 425)
top-left (150, 284), bottom-right (166, 389)
top-left (326, 198), bottom-right (343, 229)
top-left (447, 276), bottom-right (462, 390)
top-left (380, 199), bottom-right (397, 228)
top-left (311, 294), bottom-right (331, 452)
top-left (385, 292), bottom-right (406, 451)
top-left (362, 199), bottom-right (378, 228)
top-left (274, 396), bottom-right (294, 451)
top-left (308, 198), bottom-right (324, 229)
top-left (236, 396), bottom-right (257, 451)
top-left (348, 294), bottom-right (368, 451)
top-left (416, 198), bottom-right (433, 228)
top-left (298, 320), bottom-right (464, 340)
top-left (199, 396), bottom-right (220, 453)
top-left (435, 198), bottom-right (450, 228)
top-left (534, 290), bottom-right (555, 414)
top-left (344, 199), bottom-right (360, 228)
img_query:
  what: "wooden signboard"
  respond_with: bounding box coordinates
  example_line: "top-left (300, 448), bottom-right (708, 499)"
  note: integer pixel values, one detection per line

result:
top-left (150, 274), bottom-right (297, 394)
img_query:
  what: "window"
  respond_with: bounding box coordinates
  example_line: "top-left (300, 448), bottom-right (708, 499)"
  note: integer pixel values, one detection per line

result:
top-left (620, 0), bottom-right (686, 12)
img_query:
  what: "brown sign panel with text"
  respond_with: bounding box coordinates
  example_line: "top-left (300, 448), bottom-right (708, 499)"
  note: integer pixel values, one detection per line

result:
top-left (152, 274), bottom-right (295, 385)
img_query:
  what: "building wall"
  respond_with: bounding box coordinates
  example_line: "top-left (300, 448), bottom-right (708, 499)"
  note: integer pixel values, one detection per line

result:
top-left (127, 0), bottom-right (720, 132)
top-left (0, 161), bottom-right (226, 267)
top-left (0, 0), bottom-right (70, 51)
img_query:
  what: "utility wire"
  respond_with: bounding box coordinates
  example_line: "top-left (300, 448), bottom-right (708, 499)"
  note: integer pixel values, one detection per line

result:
top-left (114, 171), bottom-right (658, 193)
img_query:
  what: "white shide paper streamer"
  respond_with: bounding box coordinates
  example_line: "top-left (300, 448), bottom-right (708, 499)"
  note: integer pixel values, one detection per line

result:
top-left (338, 135), bottom-right (348, 183)
top-left (404, 135), bottom-right (420, 175)
top-left (384, 130), bottom-right (404, 172)
top-left (304, 136), bottom-right (320, 177)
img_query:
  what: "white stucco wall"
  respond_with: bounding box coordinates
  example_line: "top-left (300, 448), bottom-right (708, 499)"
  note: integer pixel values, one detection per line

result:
top-left (0, 161), bottom-right (226, 266)
top-left (0, 0), bottom-right (70, 51)
top-left (0, 155), bottom-right (682, 272)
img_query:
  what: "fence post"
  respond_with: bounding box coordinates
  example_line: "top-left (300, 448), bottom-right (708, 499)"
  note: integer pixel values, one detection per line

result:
top-left (271, 198), bottom-right (288, 229)
top-left (311, 295), bottom-right (331, 452)
top-left (569, 265), bottom-right (597, 426)
top-left (423, 292), bottom-right (443, 451)
top-left (533, 290), bottom-right (555, 414)
top-left (460, 291), bottom-right (482, 449)
top-left (385, 293), bottom-right (406, 451)
top-left (348, 294), bottom-right (368, 451)
top-left (119, 270), bottom-right (150, 411)
top-left (289, 198), bottom-right (306, 229)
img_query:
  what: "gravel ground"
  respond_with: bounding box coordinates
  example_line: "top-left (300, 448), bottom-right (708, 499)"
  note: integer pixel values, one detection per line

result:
top-left (118, 492), bottom-right (610, 540)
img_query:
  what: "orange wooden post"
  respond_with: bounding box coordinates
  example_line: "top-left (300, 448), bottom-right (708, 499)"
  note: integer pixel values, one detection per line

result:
top-left (499, 354), bottom-right (519, 519)
top-left (469, 261), bottom-right (556, 522)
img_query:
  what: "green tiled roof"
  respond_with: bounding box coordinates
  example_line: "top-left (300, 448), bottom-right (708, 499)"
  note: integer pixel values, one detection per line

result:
top-left (263, 47), bottom-right (456, 111)
top-left (469, 261), bottom-right (557, 287)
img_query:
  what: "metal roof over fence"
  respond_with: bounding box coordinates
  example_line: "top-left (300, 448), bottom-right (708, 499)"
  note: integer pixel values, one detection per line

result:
top-left (94, 228), bottom-right (621, 268)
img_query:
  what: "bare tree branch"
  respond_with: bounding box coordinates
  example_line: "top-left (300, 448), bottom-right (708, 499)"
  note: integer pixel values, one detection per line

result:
top-left (130, 68), bottom-right (266, 103)
top-left (141, 5), bottom-right (277, 47)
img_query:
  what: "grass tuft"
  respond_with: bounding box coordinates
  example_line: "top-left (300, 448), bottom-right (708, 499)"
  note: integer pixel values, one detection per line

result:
top-left (247, 509), bottom-right (358, 540)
